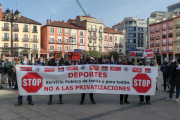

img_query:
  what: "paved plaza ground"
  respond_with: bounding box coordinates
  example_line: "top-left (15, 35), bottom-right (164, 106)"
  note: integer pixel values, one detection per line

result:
top-left (0, 71), bottom-right (180, 120)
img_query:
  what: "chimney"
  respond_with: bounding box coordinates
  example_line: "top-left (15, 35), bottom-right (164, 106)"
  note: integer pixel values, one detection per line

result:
top-left (47, 19), bottom-right (49, 24)
top-left (0, 4), bottom-right (2, 20)
top-left (50, 18), bottom-right (52, 23)
top-left (62, 20), bottom-right (64, 23)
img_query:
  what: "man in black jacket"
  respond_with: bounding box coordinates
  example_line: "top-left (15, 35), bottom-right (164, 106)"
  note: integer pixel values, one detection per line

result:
top-left (79, 55), bottom-right (96, 105)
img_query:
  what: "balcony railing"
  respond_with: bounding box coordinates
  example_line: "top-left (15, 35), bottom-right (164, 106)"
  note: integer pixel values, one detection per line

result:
top-left (150, 37), bottom-right (154, 40)
top-left (93, 44), bottom-right (97, 47)
top-left (93, 28), bottom-right (97, 32)
top-left (162, 34), bottom-right (166, 38)
top-left (88, 36), bottom-right (93, 39)
top-left (174, 40), bottom-right (180, 44)
top-left (151, 30), bottom-right (154, 33)
top-left (23, 28), bottom-right (29, 32)
top-left (80, 35), bottom-right (84, 38)
top-left (32, 29), bottom-right (38, 33)
top-left (176, 32), bottom-right (180, 36)
top-left (78, 42), bottom-right (84, 46)
top-left (169, 49), bottom-right (173, 53)
top-left (162, 42), bottom-right (166, 46)
top-left (64, 41), bottom-right (69, 44)
top-left (156, 36), bottom-right (160, 40)
top-left (109, 46), bottom-right (112, 48)
top-left (71, 42), bottom-right (77, 45)
top-left (2, 37), bottom-right (10, 41)
top-left (168, 26), bottom-right (173, 30)
top-left (88, 43), bottom-right (93, 47)
top-left (154, 50), bottom-right (159, 54)
top-left (88, 28), bottom-right (92, 31)
top-left (168, 33), bottom-right (173, 37)
top-left (31, 48), bottom-right (39, 52)
top-left (22, 38), bottom-right (29, 42)
top-left (162, 27), bottom-right (166, 31)
top-left (49, 40), bottom-right (55, 44)
top-left (114, 45), bottom-right (118, 48)
top-left (99, 29), bottom-right (103, 33)
top-left (119, 45), bottom-right (123, 48)
top-left (150, 44), bottom-right (154, 47)
top-left (138, 42), bottom-right (144, 45)
top-left (109, 39), bottom-right (112, 42)
top-left (13, 38), bottom-right (19, 42)
top-left (168, 41), bottom-right (173, 45)
top-left (104, 38), bottom-right (107, 41)
top-left (162, 50), bottom-right (166, 53)
top-left (56, 41), bottom-right (62, 44)
top-left (31, 39), bottom-right (39, 43)
top-left (138, 30), bottom-right (144, 32)
top-left (99, 37), bottom-right (103, 40)
top-left (176, 24), bottom-right (180, 28)
top-left (93, 36), bottom-right (97, 39)
top-left (138, 36), bottom-right (144, 38)
top-left (99, 44), bottom-right (103, 47)
top-left (13, 28), bottom-right (19, 32)
top-left (156, 29), bottom-right (159, 32)
top-left (156, 43), bottom-right (159, 46)
top-left (104, 46), bottom-right (108, 48)
top-left (2, 27), bottom-right (9, 31)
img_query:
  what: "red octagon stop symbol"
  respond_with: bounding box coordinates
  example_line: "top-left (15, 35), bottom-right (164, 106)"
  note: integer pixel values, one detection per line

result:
top-left (132, 73), bottom-right (151, 93)
top-left (22, 73), bottom-right (43, 93)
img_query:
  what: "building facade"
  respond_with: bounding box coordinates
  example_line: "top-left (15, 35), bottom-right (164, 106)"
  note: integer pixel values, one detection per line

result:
top-left (112, 17), bottom-right (147, 58)
top-left (0, 4), bottom-right (41, 59)
top-left (41, 19), bottom-right (87, 59)
top-left (173, 17), bottom-right (180, 58)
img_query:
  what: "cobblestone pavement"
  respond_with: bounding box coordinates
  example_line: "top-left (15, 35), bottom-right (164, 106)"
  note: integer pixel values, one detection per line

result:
top-left (0, 71), bottom-right (180, 120)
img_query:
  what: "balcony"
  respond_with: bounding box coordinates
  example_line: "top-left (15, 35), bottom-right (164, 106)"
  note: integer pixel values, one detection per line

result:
top-left (93, 36), bottom-right (97, 40)
top-left (150, 44), bottom-right (154, 47)
top-left (162, 34), bottom-right (166, 38)
top-left (168, 26), bottom-right (173, 30)
top-left (138, 30), bottom-right (144, 32)
top-left (99, 29), bottom-right (103, 33)
top-left (88, 28), bottom-right (92, 31)
top-left (64, 41), bottom-right (69, 44)
top-left (93, 44), bottom-right (97, 47)
top-left (13, 38), bottom-right (19, 42)
top-left (162, 50), bottom-right (166, 53)
top-left (168, 33), bottom-right (173, 37)
top-left (104, 38), bottom-right (107, 41)
top-left (150, 37), bottom-right (154, 40)
top-left (104, 46), bottom-right (108, 48)
top-left (2, 27), bottom-right (9, 31)
top-left (88, 36), bottom-right (93, 39)
top-left (71, 42), bottom-right (77, 45)
top-left (99, 44), bottom-right (103, 47)
top-left (176, 32), bottom-right (180, 36)
top-left (88, 43), bottom-right (93, 47)
top-left (56, 41), bottom-right (62, 44)
top-left (31, 48), bottom-right (39, 52)
top-left (154, 50), bottom-right (159, 54)
top-left (162, 42), bottom-right (166, 46)
top-left (78, 42), bottom-right (84, 46)
top-left (22, 38), bottom-right (29, 42)
top-left (93, 28), bottom-right (97, 32)
top-left (168, 41), bottom-right (173, 45)
top-left (2, 37), bottom-right (10, 41)
top-left (156, 36), bottom-right (160, 40)
top-left (80, 35), bottom-right (84, 38)
top-left (169, 49), bottom-right (173, 53)
top-left (23, 28), bottom-right (29, 32)
top-left (176, 24), bottom-right (180, 28)
top-left (162, 27), bottom-right (166, 31)
top-left (156, 29), bottom-right (159, 32)
top-left (174, 40), bottom-right (180, 44)
top-left (31, 39), bottom-right (39, 43)
top-left (49, 40), bottom-right (55, 44)
top-left (119, 45), bottom-right (123, 48)
top-left (151, 30), bottom-right (154, 33)
top-left (156, 43), bottom-right (159, 47)
top-left (114, 45), bottom-right (118, 48)
top-left (99, 37), bottom-right (103, 40)
top-left (32, 29), bottom-right (38, 33)
top-left (13, 28), bottom-right (19, 32)
top-left (109, 45), bottom-right (112, 48)
top-left (138, 36), bottom-right (144, 38)
top-left (138, 42), bottom-right (144, 45)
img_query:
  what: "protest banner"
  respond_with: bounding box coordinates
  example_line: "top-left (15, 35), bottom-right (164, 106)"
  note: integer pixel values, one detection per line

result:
top-left (130, 49), bottom-right (154, 58)
top-left (53, 51), bottom-right (62, 58)
top-left (16, 65), bottom-right (158, 96)
top-left (68, 52), bottom-right (81, 60)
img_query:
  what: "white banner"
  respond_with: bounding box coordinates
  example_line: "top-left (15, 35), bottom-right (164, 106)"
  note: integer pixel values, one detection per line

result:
top-left (16, 65), bottom-right (158, 95)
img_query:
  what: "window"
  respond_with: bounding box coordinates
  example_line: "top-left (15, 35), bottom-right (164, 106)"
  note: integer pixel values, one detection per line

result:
top-left (14, 24), bottom-right (18, 30)
top-left (99, 33), bottom-right (102, 39)
top-left (72, 38), bottom-right (76, 44)
top-left (110, 36), bottom-right (112, 41)
top-left (13, 43), bottom-right (18, 47)
top-left (4, 33), bottom-right (9, 40)
top-left (57, 46), bottom-right (62, 51)
top-left (169, 22), bottom-right (173, 27)
top-left (156, 26), bottom-right (159, 30)
top-left (99, 48), bottom-right (102, 52)
top-left (105, 35), bottom-right (107, 40)
top-left (80, 46), bottom-right (84, 50)
top-left (57, 28), bottom-right (62, 35)
top-left (33, 26), bottom-right (37, 32)
top-left (177, 45), bottom-right (180, 52)
top-left (105, 49), bottom-right (108, 52)
top-left (24, 34), bottom-right (28, 40)
top-left (72, 31), bottom-right (76, 37)
top-left (128, 27), bottom-right (133, 31)
top-left (119, 49), bottom-right (121, 52)
top-left (93, 33), bottom-right (96, 37)
top-left (50, 27), bottom-right (54, 34)
top-left (65, 46), bottom-right (69, 52)
top-left (128, 33), bottom-right (133, 37)
top-left (151, 41), bottom-right (154, 44)
top-left (33, 35), bottom-right (37, 41)
top-left (80, 39), bottom-right (83, 43)
top-left (151, 27), bottom-right (154, 30)
top-left (119, 36), bottom-right (122, 42)
top-left (33, 44), bottom-right (37, 50)
top-left (93, 48), bottom-right (96, 50)
top-left (72, 46), bottom-right (76, 51)
top-left (129, 21), bottom-right (132, 24)
top-left (89, 25), bottom-right (92, 30)
top-left (89, 32), bottom-right (92, 38)
top-left (4, 43), bottom-right (8, 47)
top-left (115, 36), bottom-right (117, 41)
top-left (163, 39), bottom-right (166, 45)
top-left (50, 45), bottom-right (54, 51)
top-left (65, 29), bottom-right (69, 36)
top-left (115, 49), bottom-right (117, 52)
top-left (169, 38), bottom-right (172, 44)
top-left (156, 40), bottom-right (159, 43)
top-left (109, 42), bottom-right (112, 47)
top-left (57, 37), bottom-right (62, 43)
top-left (65, 38), bottom-right (69, 43)
top-left (93, 26), bottom-right (96, 31)
top-left (105, 42), bottom-right (107, 47)
top-left (163, 31), bottom-right (166, 35)
top-left (14, 34), bottom-right (18, 40)
top-left (24, 25), bottom-right (28, 31)
top-left (89, 48), bottom-right (92, 51)
top-left (80, 31), bottom-right (83, 37)
top-left (151, 34), bottom-right (154, 37)
top-left (157, 48), bottom-right (159, 52)
top-left (23, 44), bottom-right (28, 48)
top-left (169, 46), bottom-right (172, 51)
top-left (109, 48), bottom-right (112, 52)
top-left (177, 20), bottom-right (180, 25)
top-left (4, 23), bottom-right (9, 29)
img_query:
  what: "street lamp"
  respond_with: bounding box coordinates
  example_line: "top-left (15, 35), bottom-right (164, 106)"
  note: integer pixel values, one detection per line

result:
top-left (5, 9), bottom-right (20, 57)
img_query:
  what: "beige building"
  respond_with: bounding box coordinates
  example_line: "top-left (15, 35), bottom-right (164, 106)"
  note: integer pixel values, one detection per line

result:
top-left (0, 5), bottom-right (41, 59)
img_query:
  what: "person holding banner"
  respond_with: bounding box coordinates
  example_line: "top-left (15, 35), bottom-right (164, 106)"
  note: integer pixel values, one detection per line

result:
top-left (48, 57), bottom-right (63, 105)
top-left (139, 57), bottom-right (152, 105)
top-left (79, 55), bottom-right (96, 105)
top-left (34, 57), bottom-right (45, 66)
top-left (15, 57), bottom-right (34, 106)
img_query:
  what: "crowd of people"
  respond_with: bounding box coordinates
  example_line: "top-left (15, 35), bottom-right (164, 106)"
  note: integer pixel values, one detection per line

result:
top-left (0, 54), bottom-right (161, 106)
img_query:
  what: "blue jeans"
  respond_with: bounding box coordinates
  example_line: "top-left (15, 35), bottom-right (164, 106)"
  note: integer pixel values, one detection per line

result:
top-left (169, 85), bottom-right (180, 99)
top-left (18, 95), bottom-right (32, 103)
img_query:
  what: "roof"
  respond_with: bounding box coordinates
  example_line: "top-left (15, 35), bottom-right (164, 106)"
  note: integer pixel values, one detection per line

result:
top-left (104, 27), bottom-right (123, 35)
top-left (78, 15), bottom-right (95, 19)
top-left (42, 21), bottom-right (86, 30)
top-left (1, 12), bottom-right (41, 25)
top-left (113, 22), bottom-right (124, 26)
top-left (149, 15), bottom-right (180, 26)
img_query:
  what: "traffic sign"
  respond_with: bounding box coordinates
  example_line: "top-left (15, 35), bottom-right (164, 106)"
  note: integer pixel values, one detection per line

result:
top-left (22, 73), bottom-right (43, 93)
top-left (132, 73), bottom-right (151, 93)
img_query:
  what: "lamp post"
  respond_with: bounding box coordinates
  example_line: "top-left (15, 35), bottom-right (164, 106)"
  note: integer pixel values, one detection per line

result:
top-left (5, 9), bottom-right (19, 57)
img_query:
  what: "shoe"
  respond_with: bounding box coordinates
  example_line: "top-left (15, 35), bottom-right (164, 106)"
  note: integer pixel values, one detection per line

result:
top-left (79, 101), bottom-right (83, 105)
top-left (140, 101), bottom-right (143, 104)
top-left (124, 101), bottom-right (130, 104)
top-left (167, 90), bottom-right (170, 93)
top-left (15, 102), bottom-right (22, 106)
top-left (11, 86), bottom-right (14, 89)
top-left (120, 101), bottom-right (123, 105)
top-left (7, 86), bottom-right (10, 88)
top-left (146, 101), bottom-right (151, 105)
top-left (91, 100), bottom-right (96, 104)
top-left (175, 99), bottom-right (179, 102)
top-left (48, 100), bottom-right (52, 105)
top-left (166, 97), bottom-right (172, 101)
top-left (59, 100), bottom-right (63, 104)
top-left (13, 88), bottom-right (18, 90)
top-left (28, 101), bottom-right (34, 105)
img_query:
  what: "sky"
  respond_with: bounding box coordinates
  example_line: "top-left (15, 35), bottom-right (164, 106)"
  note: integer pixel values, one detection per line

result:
top-left (0, 0), bottom-right (179, 27)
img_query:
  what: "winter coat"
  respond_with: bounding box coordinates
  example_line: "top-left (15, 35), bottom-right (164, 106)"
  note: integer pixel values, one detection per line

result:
top-left (160, 62), bottom-right (168, 75)
top-left (169, 63), bottom-right (176, 86)
top-left (34, 61), bottom-right (45, 66)
top-left (0, 59), bottom-right (7, 73)
top-left (6, 61), bottom-right (15, 74)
